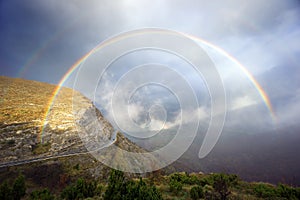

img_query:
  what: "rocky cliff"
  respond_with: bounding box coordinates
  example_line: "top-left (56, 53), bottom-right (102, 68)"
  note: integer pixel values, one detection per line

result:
top-left (0, 76), bottom-right (160, 189)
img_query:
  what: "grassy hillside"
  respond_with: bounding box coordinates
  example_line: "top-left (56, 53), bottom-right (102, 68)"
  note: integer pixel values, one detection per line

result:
top-left (0, 76), bottom-right (164, 193)
top-left (0, 76), bottom-right (72, 125)
top-left (1, 170), bottom-right (300, 200)
top-left (1, 76), bottom-right (299, 199)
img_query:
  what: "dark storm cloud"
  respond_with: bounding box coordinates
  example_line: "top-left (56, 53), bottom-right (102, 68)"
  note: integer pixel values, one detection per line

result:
top-left (1, 0), bottom-right (299, 78)
top-left (0, 0), bottom-right (131, 82)
top-left (1, 1), bottom-right (299, 184)
top-left (0, 0), bottom-right (299, 130)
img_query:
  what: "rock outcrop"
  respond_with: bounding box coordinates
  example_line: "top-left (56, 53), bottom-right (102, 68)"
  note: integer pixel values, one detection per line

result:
top-left (0, 76), bottom-right (161, 185)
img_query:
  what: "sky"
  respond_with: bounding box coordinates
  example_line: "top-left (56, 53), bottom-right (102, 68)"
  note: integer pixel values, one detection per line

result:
top-left (1, 0), bottom-right (300, 135)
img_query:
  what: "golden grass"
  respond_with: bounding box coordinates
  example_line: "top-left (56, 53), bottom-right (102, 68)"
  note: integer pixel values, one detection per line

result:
top-left (0, 76), bottom-right (79, 131)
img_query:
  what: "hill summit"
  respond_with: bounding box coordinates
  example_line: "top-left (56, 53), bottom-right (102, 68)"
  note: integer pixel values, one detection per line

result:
top-left (0, 76), bottom-right (160, 189)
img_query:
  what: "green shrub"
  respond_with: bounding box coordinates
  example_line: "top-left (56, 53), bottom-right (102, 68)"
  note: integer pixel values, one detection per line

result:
top-left (211, 173), bottom-right (238, 200)
top-left (104, 169), bottom-right (127, 200)
top-left (187, 174), bottom-right (200, 185)
top-left (169, 173), bottom-right (201, 185)
top-left (7, 139), bottom-right (15, 146)
top-left (190, 186), bottom-right (204, 200)
top-left (0, 181), bottom-right (12, 200)
top-left (0, 174), bottom-right (26, 200)
top-left (32, 142), bottom-right (51, 154)
top-left (277, 183), bottom-right (298, 199)
top-left (95, 184), bottom-right (104, 196)
top-left (104, 170), bottom-right (162, 200)
top-left (12, 174), bottom-right (26, 200)
top-left (30, 188), bottom-right (54, 200)
top-left (169, 173), bottom-right (191, 184)
top-left (126, 178), bottom-right (163, 200)
top-left (253, 183), bottom-right (277, 198)
top-left (73, 164), bottom-right (80, 170)
top-left (199, 175), bottom-right (214, 187)
top-left (0, 175), bottom-right (26, 200)
top-left (169, 178), bottom-right (183, 195)
top-left (61, 178), bottom-right (97, 200)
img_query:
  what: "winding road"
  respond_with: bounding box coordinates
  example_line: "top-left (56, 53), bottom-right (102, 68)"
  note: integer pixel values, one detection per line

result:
top-left (0, 131), bottom-right (118, 168)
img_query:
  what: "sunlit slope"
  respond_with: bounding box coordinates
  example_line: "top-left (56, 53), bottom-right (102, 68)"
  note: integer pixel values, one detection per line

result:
top-left (0, 76), bottom-right (161, 179)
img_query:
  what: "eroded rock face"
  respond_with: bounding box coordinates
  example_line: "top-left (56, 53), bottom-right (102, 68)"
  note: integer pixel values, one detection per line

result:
top-left (0, 122), bottom-right (39, 161)
top-left (0, 76), bottom-right (115, 162)
top-left (0, 76), bottom-right (164, 177)
top-left (0, 77), bottom-right (163, 171)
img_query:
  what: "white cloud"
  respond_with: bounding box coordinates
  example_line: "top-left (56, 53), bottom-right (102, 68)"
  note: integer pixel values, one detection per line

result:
top-left (230, 95), bottom-right (257, 110)
top-left (54, 0), bottom-right (300, 135)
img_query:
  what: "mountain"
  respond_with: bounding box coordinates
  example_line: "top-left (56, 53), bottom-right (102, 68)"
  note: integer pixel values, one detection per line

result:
top-left (169, 124), bottom-right (300, 186)
top-left (1, 76), bottom-right (300, 199)
top-left (0, 76), bottom-right (162, 190)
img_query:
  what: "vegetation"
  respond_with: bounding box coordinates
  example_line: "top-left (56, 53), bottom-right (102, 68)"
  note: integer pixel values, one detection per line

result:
top-left (277, 183), bottom-right (300, 199)
top-left (61, 178), bottom-right (101, 200)
top-left (0, 181), bottom-right (11, 200)
top-left (29, 188), bottom-right (54, 200)
top-left (32, 142), bottom-right (51, 154)
top-left (104, 169), bottom-right (163, 200)
top-left (252, 182), bottom-right (300, 200)
top-left (253, 183), bottom-right (277, 198)
top-left (0, 174), bottom-right (26, 200)
top-left (211, 173), bottom-right (238, 200)
top-left (169, 177), bottom-right (183, 195)
top-left (1, 170), bottom-right (300, 199)
top-left (7, 139), bottom-right (15, 146)
top-left (190, 186), bottom-right (204, 200)
top-left (0, 76), bottom-right (75, 125)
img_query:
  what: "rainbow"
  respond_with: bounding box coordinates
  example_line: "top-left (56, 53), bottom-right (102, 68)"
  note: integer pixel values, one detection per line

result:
top-left (40, 29), bottom-right (276, 142)
top-left (183, 33), bottom-right (276, 120)
top-left (16, 16), bottom-right (83, 79)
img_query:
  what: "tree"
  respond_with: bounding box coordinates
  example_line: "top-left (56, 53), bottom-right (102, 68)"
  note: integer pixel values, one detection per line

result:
top-left (148, 169), bottom-right (162, 185)
top-left (169, 178), bottom-right (182, 195)
top-left (277, 183), bottom-right (298, 199)
top-left (190, 186), bottom-right (204, 200)
top-left (61, 178), bottom-right (97, 200)
top-left (211, 173), bottom-right (238, 200)
top-left (253, 183), bottom-right (277, 198)
top-left (125, 178), bottom-right (163, 200)
top-left (104, 169), bottom-right (127, 200)
top-left (0, 181), bottom-right (12, 200)
top-left (30, 188), bottom-right (54, 200)
top-left (104, 169), bottom-right (163, 200)
top-left (61, 184), bottom-right (76, 200)
top-left (12, 174), bottom-right (26, 200)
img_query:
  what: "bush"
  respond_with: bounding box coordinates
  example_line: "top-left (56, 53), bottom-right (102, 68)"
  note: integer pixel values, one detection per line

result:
top-left (169, 178), bottom-right (183, 195)
top-left (30, 188), bottom-right (54, 200)
top-left (73, 164), bottom-right (80, 170)
top-left (126, 178), bottom-right (163, 200)
top-left (104, 170), bottom-right (163, 200)
top-left (211, 173), bottom-right (238, 200)
top-left (199, 175), bottom-right (214, 187)
top-left (170, 173), bottom-right (202, 185)
top-left (253, 183), bottom-right (277, 198)
top-left (0, 174), bottom-right (26, 200)
top-left (190, 186), bottom-right (204, 200)
top-left (277, 183), bottom-right (298, 199)
top-left (61, 178), bottom-right (97, 200)
top-left (32, 142), bottom-right (51, 154)
top-left (169, 173), bottom-right (190, 184)
top-left (94, 184), bottom-right (104, 196)
top-left (7, 139), bottom-right (15, 146)
top-left (0, 181), bottom-right (12, 200)
top-left (104, 169), bottom-right (127, 200)
top-left (12, 174), bottom-right (26, 200)
top-left (187, 174), bottom-right (200, 185)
